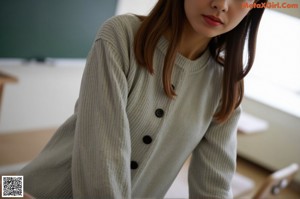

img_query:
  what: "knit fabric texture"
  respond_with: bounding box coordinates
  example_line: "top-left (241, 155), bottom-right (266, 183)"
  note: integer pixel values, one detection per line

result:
top-left (18, 14), bottom-right (241, 199)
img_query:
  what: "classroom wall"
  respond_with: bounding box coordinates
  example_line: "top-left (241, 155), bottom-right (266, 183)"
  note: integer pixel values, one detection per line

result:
top-left (0, 62), bottom-right (84, 133)
top-left (0, 0), bottom-right (158, 133)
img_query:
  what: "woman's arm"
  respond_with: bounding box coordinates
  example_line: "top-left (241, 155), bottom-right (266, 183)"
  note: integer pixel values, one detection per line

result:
top-left (188, 106), bottom-right (241, 199)
top-left (71, 36), bottom-right (131, 198)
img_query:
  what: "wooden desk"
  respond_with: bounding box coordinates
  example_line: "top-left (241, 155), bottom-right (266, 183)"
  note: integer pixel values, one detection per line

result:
top-left (0, 71), bottom-right (18, 112)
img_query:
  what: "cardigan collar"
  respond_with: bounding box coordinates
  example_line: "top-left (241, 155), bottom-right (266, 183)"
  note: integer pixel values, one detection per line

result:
top-left (157, 36), bottom-right (211, 73)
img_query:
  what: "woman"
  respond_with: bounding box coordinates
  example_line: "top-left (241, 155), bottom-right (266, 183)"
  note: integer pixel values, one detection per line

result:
top-left (18, 0), bottom-right (267, 198)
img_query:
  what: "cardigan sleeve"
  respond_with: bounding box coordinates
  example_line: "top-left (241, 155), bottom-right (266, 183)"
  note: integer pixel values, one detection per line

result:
top-left (71, 37), bottom-right (131, 198)
top-left (188, 106), bottom-right (241, 199)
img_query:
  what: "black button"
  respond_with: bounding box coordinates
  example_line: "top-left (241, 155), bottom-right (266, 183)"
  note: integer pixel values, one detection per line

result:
top-left (143, 135), bottom-right (153, 144)
top-left (171, 84), bottom-right (175, 90)
top-left (155, 109), bottom-right (164, 118)
top-left (131, 161), bottom-right (138, 170)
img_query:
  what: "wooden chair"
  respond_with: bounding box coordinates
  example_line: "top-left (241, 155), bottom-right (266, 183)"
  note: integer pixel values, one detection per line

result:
top-left (253, 163), bottom-right (299, 199)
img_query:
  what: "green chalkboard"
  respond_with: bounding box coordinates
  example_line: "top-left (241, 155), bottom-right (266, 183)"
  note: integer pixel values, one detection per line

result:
top-left (0, 0), bottom-right (117, 60)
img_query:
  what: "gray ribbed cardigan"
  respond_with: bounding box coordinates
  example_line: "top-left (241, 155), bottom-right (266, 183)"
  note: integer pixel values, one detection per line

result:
top-left (19, 14), bottom-right (241, 199)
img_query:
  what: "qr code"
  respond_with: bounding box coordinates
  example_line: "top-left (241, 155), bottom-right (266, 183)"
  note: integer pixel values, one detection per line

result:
top-left (1, 176), bottom-right (23, 198)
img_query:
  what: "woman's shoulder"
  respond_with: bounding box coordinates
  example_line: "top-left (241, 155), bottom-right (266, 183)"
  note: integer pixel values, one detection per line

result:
top-left (106, 14), bottom-right (141, 25)
top-left (96, 14), bottom-right (142, 42)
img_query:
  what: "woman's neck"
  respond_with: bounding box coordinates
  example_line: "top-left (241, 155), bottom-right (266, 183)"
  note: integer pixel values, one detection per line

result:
top-left (179, 23), bottom-right (211, 60)
top-left (164, 23), bottom-right (211, 60)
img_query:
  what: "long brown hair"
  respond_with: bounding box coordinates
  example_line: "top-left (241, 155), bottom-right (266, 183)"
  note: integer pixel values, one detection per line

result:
top-left (134, 0), bottom-right (267, 122)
